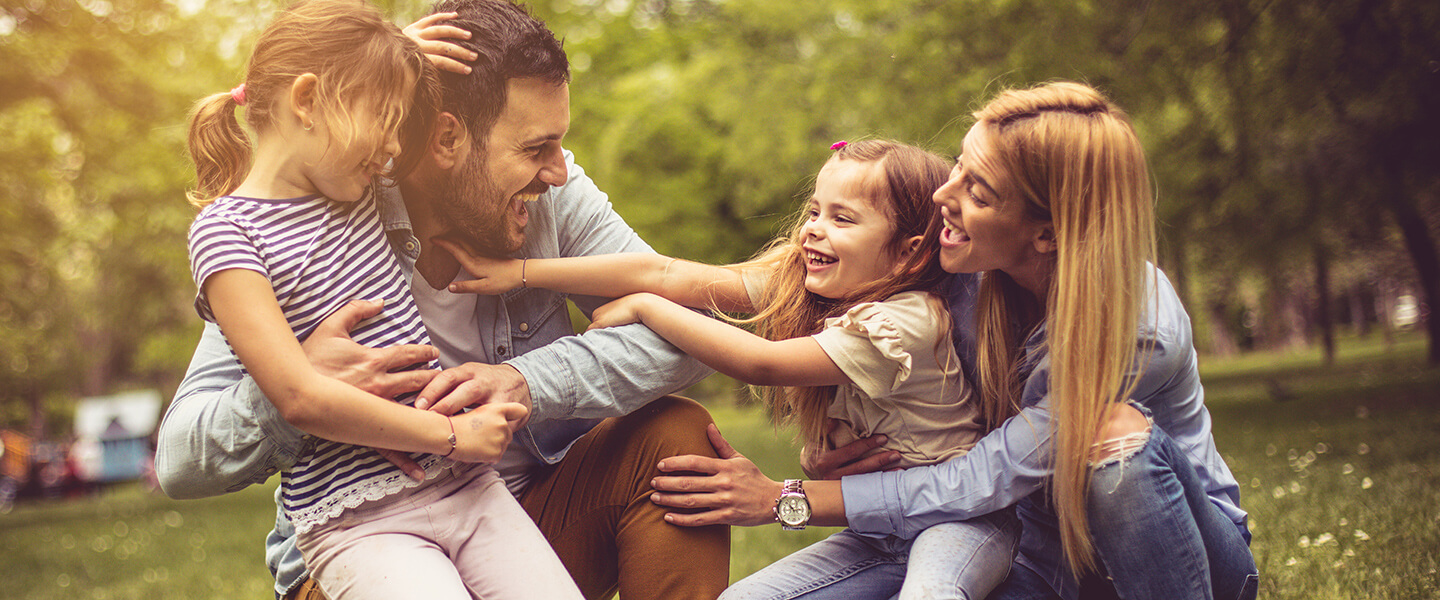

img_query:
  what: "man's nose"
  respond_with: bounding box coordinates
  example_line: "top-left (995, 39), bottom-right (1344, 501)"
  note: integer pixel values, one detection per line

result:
top-left (538, 146), bottom-right (567, 188)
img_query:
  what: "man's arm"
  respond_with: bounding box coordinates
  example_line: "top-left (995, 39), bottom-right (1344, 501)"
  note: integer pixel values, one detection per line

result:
top-left (505, 153), bottom-right (714, 423)
top-left (155, 301), bottom-right (439, 499)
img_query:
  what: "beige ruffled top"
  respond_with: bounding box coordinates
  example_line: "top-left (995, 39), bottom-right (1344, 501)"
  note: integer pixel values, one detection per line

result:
top-left (742, 271), bottom-right (984, 468)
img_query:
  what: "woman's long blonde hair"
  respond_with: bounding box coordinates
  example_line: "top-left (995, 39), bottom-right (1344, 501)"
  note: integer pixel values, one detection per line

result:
top-left (971, 82), bottom-right (1156, 576)
top-left (736, 140), bottom-right (951, 449)
top-left (186, 0), bottom-right (439, 206)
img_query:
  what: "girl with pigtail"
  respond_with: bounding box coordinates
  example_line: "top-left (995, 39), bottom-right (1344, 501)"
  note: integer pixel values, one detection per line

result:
top-left (181, 1), bottom-right (581, 598)
top-left (442, 139), bottom-right (1020, 600)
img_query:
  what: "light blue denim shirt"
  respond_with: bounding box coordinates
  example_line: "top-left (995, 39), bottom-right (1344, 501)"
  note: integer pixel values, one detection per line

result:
top-left (842, 268), bottom-right (1246, 600)
top-left (155, 151), bottom-right (712, 598)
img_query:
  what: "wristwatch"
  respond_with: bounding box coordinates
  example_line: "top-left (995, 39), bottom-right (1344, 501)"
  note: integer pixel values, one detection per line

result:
top-left (774, 479), bottom-right (811, 531)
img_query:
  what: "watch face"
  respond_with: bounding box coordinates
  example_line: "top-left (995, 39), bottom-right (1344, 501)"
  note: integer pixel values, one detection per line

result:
top-left (777, 495), bottom-right (810, 526)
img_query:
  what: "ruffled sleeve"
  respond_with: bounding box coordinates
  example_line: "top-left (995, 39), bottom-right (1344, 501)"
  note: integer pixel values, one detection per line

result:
top-left (812, 291), bottom-right (942, 399)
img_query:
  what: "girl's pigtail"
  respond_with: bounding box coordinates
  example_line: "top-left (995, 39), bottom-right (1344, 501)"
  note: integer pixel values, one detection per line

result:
top-left (186, 89), bottom-right (251, 207)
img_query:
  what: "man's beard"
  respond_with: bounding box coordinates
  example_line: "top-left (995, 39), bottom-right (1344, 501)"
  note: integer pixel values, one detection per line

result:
top-left (434, 150), bottom-right (523, 258)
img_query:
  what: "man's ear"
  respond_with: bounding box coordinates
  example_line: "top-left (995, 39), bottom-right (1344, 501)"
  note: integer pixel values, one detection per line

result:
top-left (288, 73), bottom-right (319, 129)
top-left (429, 112), bottom-right (468, 170)
top-left (1032, 224), bottom-right (1057, 254)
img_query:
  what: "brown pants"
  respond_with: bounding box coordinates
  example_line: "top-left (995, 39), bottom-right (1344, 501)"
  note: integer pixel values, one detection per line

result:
top-left (286, 396), bottom-right (729, 600)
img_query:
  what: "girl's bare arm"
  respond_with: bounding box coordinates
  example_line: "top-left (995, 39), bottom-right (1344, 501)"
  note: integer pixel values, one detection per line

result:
top-left (204, 269), bottom-right (523, 463)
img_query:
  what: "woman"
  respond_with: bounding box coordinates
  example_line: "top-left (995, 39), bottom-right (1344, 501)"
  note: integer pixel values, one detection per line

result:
top-left (649, 82), bottom-right (1257, 599)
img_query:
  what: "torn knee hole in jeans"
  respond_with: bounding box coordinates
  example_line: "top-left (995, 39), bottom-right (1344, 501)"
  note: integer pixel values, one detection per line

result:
top-left (1087, 426), bottom-right (1152, 494)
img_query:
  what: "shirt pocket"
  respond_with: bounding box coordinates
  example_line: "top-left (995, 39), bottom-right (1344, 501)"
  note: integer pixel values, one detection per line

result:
top-left (502, 287), bottom-right (572, 349)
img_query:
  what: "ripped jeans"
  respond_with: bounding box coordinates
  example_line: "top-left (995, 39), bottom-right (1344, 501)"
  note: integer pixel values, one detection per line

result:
top-left (991, 422), bottom-right (1258, 600)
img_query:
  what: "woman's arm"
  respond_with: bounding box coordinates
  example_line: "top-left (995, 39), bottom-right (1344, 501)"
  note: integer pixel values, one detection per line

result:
top-left (435, 238), bottom-right (754, 313)
top-left (589, 292), bottom-right (846, 387)
top-left (204, 269), bottom-right (523, 463)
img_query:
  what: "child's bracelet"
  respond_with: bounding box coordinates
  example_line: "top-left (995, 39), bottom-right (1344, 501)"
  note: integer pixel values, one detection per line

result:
top-left (521, 258), bottom-right (528, 289)
top-left (441, 417), bottom-right (457, 458)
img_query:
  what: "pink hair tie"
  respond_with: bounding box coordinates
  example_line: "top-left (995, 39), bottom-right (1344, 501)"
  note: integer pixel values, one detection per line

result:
top-left (230, 84), bottom-right (247, 106)
top-left (830, 140), bottom-right (847, 150)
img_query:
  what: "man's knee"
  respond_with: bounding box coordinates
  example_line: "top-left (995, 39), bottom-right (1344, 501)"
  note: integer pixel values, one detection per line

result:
top-left (617, 395), bottom-right (718, 458)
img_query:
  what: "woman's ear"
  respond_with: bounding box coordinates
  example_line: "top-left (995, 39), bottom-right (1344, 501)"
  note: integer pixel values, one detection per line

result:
top-left (1032, 224), bottom-right (1057, 254)
top-left (899, 234), bottom-right (924, 259)
top-left (288, 73), bottom-right (320, 129)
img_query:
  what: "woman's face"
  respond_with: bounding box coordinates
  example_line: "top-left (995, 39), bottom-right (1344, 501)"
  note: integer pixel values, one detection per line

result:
top-left (933, 123), bottom-right (1051, 278)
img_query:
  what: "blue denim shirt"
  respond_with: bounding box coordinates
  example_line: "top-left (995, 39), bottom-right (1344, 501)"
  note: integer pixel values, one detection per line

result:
top-left (842, 268), bottom-right (1246, 600)
top-left (155, 151), bottom-right (712, 598)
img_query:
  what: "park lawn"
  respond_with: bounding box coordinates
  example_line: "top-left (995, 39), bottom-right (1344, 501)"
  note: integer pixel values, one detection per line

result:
top-left (1, 332), bottom-right (1436, 599)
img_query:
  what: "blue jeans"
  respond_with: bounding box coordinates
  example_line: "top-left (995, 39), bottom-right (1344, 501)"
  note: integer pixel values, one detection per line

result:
top-left (990, 424), bottom-right (1258, 600)
top-left (722, 510), bottom-right (1020, 600)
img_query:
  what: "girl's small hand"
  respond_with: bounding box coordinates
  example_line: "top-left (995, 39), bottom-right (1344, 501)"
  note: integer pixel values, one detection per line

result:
top-left (403, 12), bottom-right (478, 75)
top-left (587, 293), bottom-right (656, 330)
top-left (432, 237), bottom-right (523, 295)
top-left (446, 402), bottom-right (529, 463)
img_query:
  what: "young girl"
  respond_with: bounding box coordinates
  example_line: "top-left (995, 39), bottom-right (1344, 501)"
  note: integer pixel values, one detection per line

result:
top-left (440, 139), bottom-right (1019, 600)
top-left (183, 1), bottom-right (581, 598)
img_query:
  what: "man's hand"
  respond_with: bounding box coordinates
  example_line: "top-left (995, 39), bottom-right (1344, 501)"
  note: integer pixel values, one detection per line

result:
top-left (304, 299), bottom-right (441, 481)
top-left (304, 299), bottom-right (440, 399)
top-left (449, 402), bottom-right (529, 464)
top-left (416, 362), bottom-right (532, 423)
top-left (800, 420), bottom-right (901, 480)
top-left (649, 424), bottom-right (784, 527)
top-left (403, 12), bottom-right (477, 75)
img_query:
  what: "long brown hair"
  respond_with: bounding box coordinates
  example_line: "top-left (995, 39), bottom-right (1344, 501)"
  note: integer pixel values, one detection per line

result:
top-left (970, 82), bottom-right (1157, 576)
top-left (186, 0), bottom-right (439, 206)
top-left (736, 139), bottom-right (951, 449)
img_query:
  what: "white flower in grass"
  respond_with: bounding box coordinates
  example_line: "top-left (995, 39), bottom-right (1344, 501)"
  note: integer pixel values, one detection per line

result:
top-left (1343, 549), bottom-right (1356, 557)
top-left (1298, 535), bottom-right (1311, 548)
top-left (1357, 443), bottom-right (1370, 455)
top-left (1289, 481), bottom-right (1302, 494)
top-left (1285, 557), bottom-right (1298, 566)
top-left (1354, 529), bottom-right (1370, 541)
top-left (1341, 463), bottom-right (1354, 475)
top-left (1265, 444), bottom-right (1278, 457)
top-left (1315, 532), bottom-right (1335, 545)
top-left (1361, 477), bottom-right (1373, 490)
top-left (1338, 518), bottom-right (1348, 527)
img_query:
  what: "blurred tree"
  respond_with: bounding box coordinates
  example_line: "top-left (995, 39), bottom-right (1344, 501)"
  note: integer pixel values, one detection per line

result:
top-left (0, 0), bottom-right (264, 434)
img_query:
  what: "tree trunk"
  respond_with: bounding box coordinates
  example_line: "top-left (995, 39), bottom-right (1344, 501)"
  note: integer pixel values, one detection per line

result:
top-left (1380, 174), bottom-right (1440, 365)
top-left (1315, 244), bottom-right (1335, 365)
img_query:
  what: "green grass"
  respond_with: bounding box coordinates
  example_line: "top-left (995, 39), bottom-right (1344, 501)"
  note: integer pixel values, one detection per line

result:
top-left (3, 332), bottom-right (1437, 599)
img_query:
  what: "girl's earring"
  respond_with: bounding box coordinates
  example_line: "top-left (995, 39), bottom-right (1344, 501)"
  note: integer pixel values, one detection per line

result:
top-left (302, 119), bottom-right (313, 132)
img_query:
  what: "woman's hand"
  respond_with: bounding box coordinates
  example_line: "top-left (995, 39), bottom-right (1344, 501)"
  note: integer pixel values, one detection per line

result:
top-left (445, 402), bottom-right (529, 463)
top-left (403, 12), bottom-right (478, 75)
top-left (431, 237), bottom-right (524, 295)
top-left (587, 293), bottom-right (658, 330)
top-left (650, 424), bottom-right (785, 527)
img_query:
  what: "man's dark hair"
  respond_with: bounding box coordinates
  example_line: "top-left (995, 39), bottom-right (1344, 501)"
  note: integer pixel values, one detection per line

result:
top-left (431, 0), bottom-right (570, 148)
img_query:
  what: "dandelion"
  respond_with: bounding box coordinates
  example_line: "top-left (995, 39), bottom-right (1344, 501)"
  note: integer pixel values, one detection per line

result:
top-left (1250, 477), bottom-right (1261, 489)
top-left (1273, 486), bottom-right (1287, 499)
top-left (1290, 481), bottom-right (1302, 494)
top-left (1361, 477), bottom-right (1373, 490)
top-left (1357, 443), bottom-right (1370, 455)
top-left (1315, 442), bottom-right (1329, 453)
top-left (1298, 535), bottom-right (1311, 548)
top-left (1332, 560), bottom-right (1345, 569)
top-left (1286, 557), bottom-right (1299, 566)
top-left (1354, 529), bottom-right (1370, 541)
top-left (1342, 463), bottom-right (1354, 475)
top-left (1344, 549), bottom-right (1356, 557)
top-left (1315, 532), bottom-right (1335, 545)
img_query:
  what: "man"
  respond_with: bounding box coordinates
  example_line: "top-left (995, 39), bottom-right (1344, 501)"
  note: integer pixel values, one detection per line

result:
top-left (155, 2), bottom-right (729, 599)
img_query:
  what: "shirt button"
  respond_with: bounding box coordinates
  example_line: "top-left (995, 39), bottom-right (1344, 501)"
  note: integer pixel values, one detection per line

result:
top-left (519, 322), bottom-right (529, 332)
top-left (404, 240), bottom-right (418, 252)
top-left (497, 345), bottom-right (508, 356)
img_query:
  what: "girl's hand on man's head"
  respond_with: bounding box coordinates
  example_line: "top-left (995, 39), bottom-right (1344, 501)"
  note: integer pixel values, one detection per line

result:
top-left (403, 12), bottom-right (478, 75)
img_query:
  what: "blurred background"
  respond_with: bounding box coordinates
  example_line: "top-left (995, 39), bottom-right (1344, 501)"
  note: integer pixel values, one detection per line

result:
top-left (0, 0), bottom-right (1437, 597)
